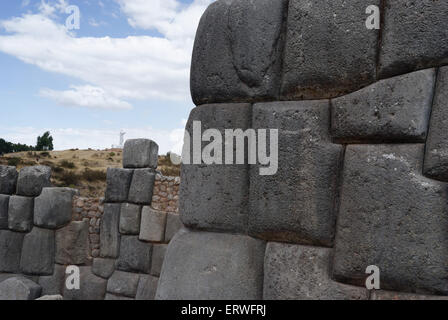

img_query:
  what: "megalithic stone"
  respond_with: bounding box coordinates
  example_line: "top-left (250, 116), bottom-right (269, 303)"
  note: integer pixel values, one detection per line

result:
top-left (34, 188), bottom-right (78, 229)
top-left (0, 166), bottom-right (18, 195)
top-left (16, 166), bottom-right (51, 197)
top-left (20, 227), bottom-right (55, 276)
top-left (8, 195), bottom-right (34, 232)
top-left (100, 203), bottom-right (121, 259)
top-left (123, 139), bottom-right (159, 169)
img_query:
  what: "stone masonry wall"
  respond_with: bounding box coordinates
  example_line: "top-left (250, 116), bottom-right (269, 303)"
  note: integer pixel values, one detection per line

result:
top-left (156, 0), bottom-right (448, 300)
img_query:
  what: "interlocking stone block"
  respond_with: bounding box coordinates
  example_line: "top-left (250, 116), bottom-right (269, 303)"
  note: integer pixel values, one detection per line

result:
top-left (191, 0), bottom-right (288, 105)
top-left (92, 258), bottom-right (115, 279)
top-left (123, 139), bottom-right (159, 169)
top-left (0, 230), bottom-right (25, 273)
top-left (136, 275), bottom-right (159, 300)
top-left (331, 69), bottom-right (436, 143)
top-left (100, 203), bottom-right (121, 259)
top-left (107, 271), bottom-right (140, 298)
top-left (34, 188), bottom-right (77, 229)
top-left (116, 236), bottom-right (152, 274)
top-left (38, 264), bottom-right (66, 296)
top-left (164, 213), bottom-right (182, 242)
top-left (156, 229), bottom-right (265, 300)
top-left (16, 166), bottom-right (51, 197)
top-left (150, 244), bottom-right (167, 277)
top-left (0, 277), bottom-right (42, 300)
top-left (249, 101), bottom-right (343, 246)
top-left (281, 0), bottom-right (379, 100)
top-left (139, 207), bottom-right (166, 243)
top-left (105, 168), bottom-right (133, 202)
top-left (264, 243), bottom-right (368, 300)
top-left (0, 165), bottom-right (18, 195)
top-left (8, 195), bottom-right (34, 232)
top-left (424, 66), bottom-right (448, 181)
top-left (55, 221), bottom-right (89, 265)
top-left (378, 0), bottom-right (448, 78)
top-left (180, 103), bottom-right (251, 233)
top-left (371, 291), bottom-right (448, 300)
top-left (20, 227), bottom-right (55, 276)
top-left (105, 293), bottom-right (133, 300)
top-left (128, 169), bottom-right (155, 205)
top-left (119, 203), bottom-right (141, 235)
top-left (333, 144), bottom-right (448, 295)
top-left (63, 267), bottom-right (107, 300)
top-left (0, 195), bottom-right (9, 229)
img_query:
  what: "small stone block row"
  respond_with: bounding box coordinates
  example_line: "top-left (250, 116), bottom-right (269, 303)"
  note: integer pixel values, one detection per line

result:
top-left (105, 168), bottom-right (155, 204)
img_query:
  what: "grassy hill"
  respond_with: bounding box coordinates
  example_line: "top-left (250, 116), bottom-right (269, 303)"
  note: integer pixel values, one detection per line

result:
top-left (0, 149), bottom-right (180, 198)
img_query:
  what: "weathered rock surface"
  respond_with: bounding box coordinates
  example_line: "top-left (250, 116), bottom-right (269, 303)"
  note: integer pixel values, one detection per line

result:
top-left (92, 258), bottom-right (115, 279)
top-left (63, 267), bottom-right (107, 300)
top-left (116, 236), bottom-right (152, 274)
top-left (105, 168), bottom-right (133, 202)
top-left (105, 293), bottom-right (133, 300)
top-left (331, 69), bottom-right (436, 143)
top-left (333, 144), bottom-right (448, 295)
top-left (38, 264), bottom-right (66, 296)
top-left (164, 213), bottom-right (182, 242)
top-left (128, 169), bottom-right (155, 205)
top-left (0, 195), bottom-right (9, 229)
top-left (0, 230), bottom-right (25, 273)
top-left (123, 139), bottom-right (159, 169)
top-left (0, 277), bottom-right (42, 300)
top-left (34, 188), bottom-right (77, 229)
top-left (0, 166), bottom-right (18, 195)
top-left (55, 221), bottom-right (89, 265)
top-left (119, 203), bottom-right (141, 235)
top-left (20, 227), bottom-right (55, 276)
top-left (136, 275), bottom-right (158, 300)
top-left (16, 166), bottom-right (51, 197)
top-left (150, 244), bottom-right (167, 277)
top-left (107, 271), bottom-right (140, 298)
top-left (8, 195), bottom-right (34, 232)
top-left (139, 207), bottom-right (166, 243)
top-left (371, 290), bottom-right (448, 300)
top-left (100, 203), bottom-right (121, 258)
top-left (156, 229), bottom-right (265, 300)
top-left (36, 295), bottom-right (63, 300)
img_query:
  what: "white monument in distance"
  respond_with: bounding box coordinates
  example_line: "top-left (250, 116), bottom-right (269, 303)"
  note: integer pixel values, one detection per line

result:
top-left (112, 130), bottom-right (126, 149)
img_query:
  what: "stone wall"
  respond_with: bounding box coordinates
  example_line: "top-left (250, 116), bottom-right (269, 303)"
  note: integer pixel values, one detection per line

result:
top-left (156, 0), bottom-right (448, 300)
top-left (151, 175), bottom-right (180, 213)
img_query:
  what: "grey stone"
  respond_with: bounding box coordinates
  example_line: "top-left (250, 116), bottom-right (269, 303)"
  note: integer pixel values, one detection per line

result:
top-left (249, 101), bottom-right (343, 246)
top-left (55, 221), bottom-right (89, 265)
top-left (263, 243), bottom-right (368, 300)
top-left (128, 169), bottom-right (155, 205)
top-left (36, 295), bottom-right (63, 300)
top-left (116, 236), bottom-right (152, 274)
top-left (331, 69), bottom-right (436, 143)
top-left (0, 195), bottom-right (9, 229)
top-left (139, 207), bottom-right (166, 243)
top-left (180, 104), bottom-right (251, 233)
top-left (8, 195), bottom-right (33, 232)
top-left (156, 229), bottom-right (265, 300)
top-left (100, 203), bottom-right (121, 259)
top-left (424, 66), bottom-right (448, 181)
top-left (136, 275), bottom-right (159, 300)
top-left (0, 277), bottom-right (42, 300)
top-left (16, 166), bottom-right (51, 197)
top-left (38, 264), bottom-right (66, 296)
top-left (34, 188), bottom-right (77, 229)
top-left (107, 271), bottom-right (140, 298)
top-left (371, 291), bottom-right (448, 300)
top-left (164, 213), bottom-right (182, 242)
top-left (123, 139), bottom-right (159, 169)
top-left (0, 230), bottom-right (25, 273)
top-left (105, 168), bottom-right (133, 202)
top-left (92, 258), bottom-right (115, 279)
top-left (20, 227), bottom-right (55, 276)
top-left (191, 0), bottom-right (287, 105)
top-left (378, 0), bottom-right (448, 78)
top-left (281, 0), bottom-right (379, 100)
top-left (119, 203), bottom-right (141, 235)
top-left (333, 144), bottom-right (448, 295)
top-left (63, 267), bottom-right (107, 300)
top-left (0, 166), bottom-right (18, 195)
top-left (105, 293), bottom-right (133, 300)
top-left (150, 244), bottom-right (167, 277)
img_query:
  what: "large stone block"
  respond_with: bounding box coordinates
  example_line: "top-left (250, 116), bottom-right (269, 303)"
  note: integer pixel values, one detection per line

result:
top-left (139, 207), bottom-right (166, 243)
top-left (281, 0), bottom-right (379, 100)
top-left (156, 229), bottom-right (265, 300)
top-left (105, 293), bottom-right (133, 300)
top-left (38, 264), bottom-right (66, 296)
top-left (55, 221), bottom-right (89, 265)
top-left (128, 169), bottom-right (155, 205)
top-left (116, 236), bottom-right (152, 274)
top-left (63, 267), bottom-right (107, 300)
top-left (191, 0), bottom-right (288, 105)
top-left (378, 0), bottom-right (448, 78)
top-left (424, 66), bottom-right (448, 181)
top-left (0, 230), bottom-right (25, 273)
top-left (8, 195), bottom-right (34, 232)
top-left (150, 244), bottom-right (167, 277)
top-left (20, 227), bottom-right (55, 276)
top-left (0, 195), bottom-right (9, 229)
top-left (105, 168), bottom-right (133, 202)
top-left (119, 203), bottom-right (141, 235)
top-left (331, 69), bottom-right (436, 143)
top-left (0, 277), bottom-right (42, 300)
top-left (333, 144), bottom-right (448, 295)
top-left (249, 101), bottom-right (343, 246)
top-left (123, 139), bottom-right (159, 169)
top-left (34, 188), bottom-right (77, 229)
top-left (264, 243), bottom-right (368, 300)
top-left (107, 271), bottom-right (140, 298)
top-left (16, 166), bottom-right (51, 197)
top-left (136, 275), bottom-right (159, 300)
top-left (0, 165), bottom-right (18, 195)
top-left (92, 258), bottom-right (115, 279)
top-left (100, 203), bottom-right (121, 259)
top-left (180, 104), bottom-right (251, 233)
top-left (164, 213), bottom-right (182, 242)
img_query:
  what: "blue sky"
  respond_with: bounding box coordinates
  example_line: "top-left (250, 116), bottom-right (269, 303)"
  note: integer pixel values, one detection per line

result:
top-left (0, 0), bottom-right (213, 153)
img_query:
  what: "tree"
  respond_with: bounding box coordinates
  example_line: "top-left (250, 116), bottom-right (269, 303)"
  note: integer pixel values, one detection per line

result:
top-left (0, 139), bottom-right (13, 155)
top-left (36, 131), bottom-right (54, 151)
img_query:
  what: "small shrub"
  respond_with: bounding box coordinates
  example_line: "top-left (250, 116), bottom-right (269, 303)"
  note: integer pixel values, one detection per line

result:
top-left (58, 171), bottom-right (80, 186)
top-left (109, 152), bottom-right (116, 157)
top-left (40, 152), bottom-right (50, 158)
top-left (60, 160), bottom-right (76, 169)
top-left (7, 157), bottom-right (21, 166)
top-left (82, 168), bottom-right (106, 182)
top-left (52, 166), bottom-right (64, 174)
